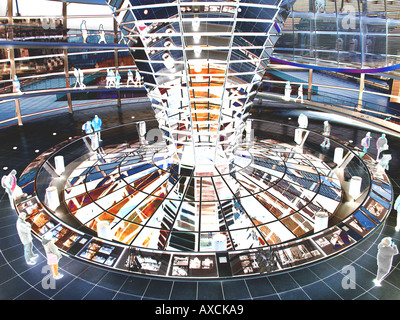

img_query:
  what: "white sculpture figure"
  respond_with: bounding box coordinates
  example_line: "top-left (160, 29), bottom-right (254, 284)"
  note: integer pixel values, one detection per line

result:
top-left (136, 121), bottom-right (147, 145)
top-left (110, 69), bottom-right (117, 88)
top-left (98, 24), bottom-right (107, 44)
top-left (394, 194), bottom-right (400, 232)
top-left (320, 120), bottom-right (331, 149)
top-left (78, 69), bottom-right (86, 89)
top-left (115, 70), bottom-right (121, 88)
top-left (295, 84), bottom-right (304, 103)
top-left (376, 134), bottom-right (388, 161)
top-left (360, 132), bottom-right (371, 154)
top-left (298, 113), bottom-right (308, 129)
top-left (283, 81), bottom-right (291, 101)
top-left (377, 149), bottom-right (392, 171)
top-left (127, 69), bottom-right (135, 86)
top-left (73, 68), bottom-right (80, 88)
top-left (106, 69), bottom-right (116, 88)
top-left (81, 20), bottom-right (88, 43)
top-left (13, 75), bottom-right (21, 93)
top-left (315, 0), bottom-right (326, 13)
top-left (135, 70), bottom-right (142, 86)
top-left (2, 169), bottom-right (24, 209)
top-left (294, 114), bottom-right (309, 147)
top-left (105, 69), bottom-right (111, 88)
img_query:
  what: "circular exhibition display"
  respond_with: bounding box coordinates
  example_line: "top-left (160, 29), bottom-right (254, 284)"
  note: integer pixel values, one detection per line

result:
top-left (14, 119), bottom-right (393, 279)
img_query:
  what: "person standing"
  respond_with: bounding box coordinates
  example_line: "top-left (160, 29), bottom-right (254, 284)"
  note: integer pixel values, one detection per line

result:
top-left (16, 212), bottom-right (38, 265)
top-left (127, 69), bottom-right (134, 86)
top-left (394, 194), bottom-right (400, 232)
top-left (320, 120), bottom-right (331, 149)
top-left (92, 115), bottom-right (102, 141)
top-left (376, 133), bottom-right (388, 161)
top-left (98, 24), bottom-right (107, 44)
top-left (373, 237), bottom-right (398, 287)
top-left (42, 233), bottom-right (63, 280)
top-left (81, 20), bottom-right (88, 43)
top-left (361, 132), bottom-right (371, 154)
top-left (295, 84), bottom-right (304, 103)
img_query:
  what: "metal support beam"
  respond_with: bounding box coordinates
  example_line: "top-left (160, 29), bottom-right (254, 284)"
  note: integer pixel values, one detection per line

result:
top-left (8, 0), bottom-right (22, 126)
top-left (357, 73), bottom-right (365, 112)
top-left (63, 2), bottom-right (73, 113)
top-left (114, 19), bottom-right (121, 107)
top-left (307, 68), bottom-right (313, 101)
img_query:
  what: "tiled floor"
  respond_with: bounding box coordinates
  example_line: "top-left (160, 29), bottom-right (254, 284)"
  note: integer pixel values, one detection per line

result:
top-left (1, 99), bottom-right (400, 301)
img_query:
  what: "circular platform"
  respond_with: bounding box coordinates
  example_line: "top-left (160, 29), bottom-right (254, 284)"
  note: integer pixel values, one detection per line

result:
top-left (15, 119), bottom-right (393, 279)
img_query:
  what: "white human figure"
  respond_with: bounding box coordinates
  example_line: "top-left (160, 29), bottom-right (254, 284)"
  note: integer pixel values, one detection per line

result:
top-left (115, 70), bottom-right (121, 88)
top-left (394, 195), bottom-right (400, 232)
top-left (127, 69), bottom-right (134, 86)
top-left (373, 237), bottom-right (398, 287)
top-left (81, 20), bottom-right (88, 43)
top-left (105, 69), bottom-right (111, 88)
top-left (1, 169), bottom-right (24, 209)
top-left (16, 212), bottom-right (38, 265)
top-left (361, 132), bottom-right (371, 154)
top-left (135, 70), bottom-right (142, 86)
top-left (315, 0), bottom-right (326, 13)
top-left (13, 75), bottom-right (21, 93)
top-left (377, 149), bottom-right (392, 171)
top-left (98, 24), bottom-right (107, 44)
top-left (376, 134), bottom-right (388, 161)
top-left (73, 68), bottom-right (80, 88)
top-left (109, 69), bottom-right (116, 88)
top-left (295, 84), bottom-right (304, 103)
top-left (283, 81), bottom-right (291, 101)
top-left (136, 121), bottom-right (147, 145)
top-left (298, 113), bottom-right (308, 129)
top-left (320, 120), bottom-right (331, 149)
top-left (78, 69), bottom-right (86, 89)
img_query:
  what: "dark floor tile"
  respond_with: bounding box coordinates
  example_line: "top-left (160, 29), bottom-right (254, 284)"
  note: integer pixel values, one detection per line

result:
top-left (83, 286), bottom-right (117, 300)
top-left (52, 278), bottom-right (94, 300)
top-left (245, 276), bottom-right (276, 298)
top-left (267, 273), bottom-right (299, 293)
top-left (113, 292), bottom-right (141, 300)
top-left (119, 276), bottom-right (150, 296)
top-left (197, 281), bottom-right (223, 300)
top-left (14, 288), bottom-right (50, 300)
top-left (0, 276), bottom-right (31, 300)
top-left (60, 259), bottom-right (89, 276)
top-left (7, 255), bottom-right (46, 276)
top-left (308, 261), bottom-right (339, 280)
top-left (279, 288), bottom-right (310, 300)
top-left (355, 292), bottom-right (378, 300)
top-left (302, 281), bottom-right (342, 300)
top-left (222, 280), bottom-right (251, 300)
top-left (169, 281), bottom-right (197, 300)
top-left (97, 271), bottom-right (129, 291)
top-left (143, 279), bottom-right (173, 300)
top-left (78, 265), bottom-right (108, 284)
top-left (0, 262), bottom-right (18, 286)
top-left (289, 268), bottom-right (321, 287)
top-left (253, 294), bottom-right (280, 300)
top-left (1, 246), bottom-right (26, 263)
top-left (368, 283), bottom-right (400, 300)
